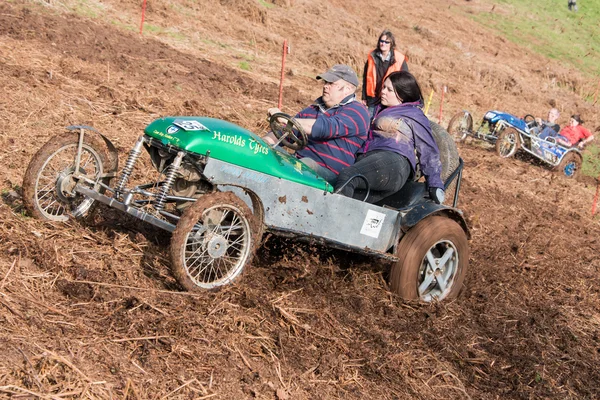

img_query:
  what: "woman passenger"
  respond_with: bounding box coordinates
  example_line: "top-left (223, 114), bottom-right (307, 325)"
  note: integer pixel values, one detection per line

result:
top-left (336, 71), bottom-right (444, 204)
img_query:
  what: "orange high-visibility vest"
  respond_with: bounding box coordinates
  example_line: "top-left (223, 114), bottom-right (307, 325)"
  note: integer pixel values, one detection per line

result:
top-left (365, 50), bottom-right (405, 97)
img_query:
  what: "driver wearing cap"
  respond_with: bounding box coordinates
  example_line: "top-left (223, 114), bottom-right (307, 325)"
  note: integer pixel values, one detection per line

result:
top-left (265, 64), bottom-right (369, 184)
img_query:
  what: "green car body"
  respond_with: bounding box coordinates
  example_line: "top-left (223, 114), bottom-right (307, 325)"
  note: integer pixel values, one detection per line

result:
top-left (144, 117), bottom-right (333, 192)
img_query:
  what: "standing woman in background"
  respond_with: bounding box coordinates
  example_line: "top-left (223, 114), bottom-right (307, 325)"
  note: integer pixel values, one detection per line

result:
top-left (362, 30), bottom-right (409, 118)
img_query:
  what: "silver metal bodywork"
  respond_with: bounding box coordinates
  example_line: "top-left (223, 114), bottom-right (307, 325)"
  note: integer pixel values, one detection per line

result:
top-left (205, 159), bottom-right (402, 253)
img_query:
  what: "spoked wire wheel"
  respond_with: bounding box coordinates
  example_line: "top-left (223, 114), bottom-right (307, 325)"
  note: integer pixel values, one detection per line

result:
top-left (495, 127), bottom-right (520, 158)
top-left (170, 192), bottom-right (260, 291)
top-left (447, 111), bottom-right (473, 142)
top-left (390, 216), bottom-right (468, 302)
top-left (22, 133), bottom-right (107, 222)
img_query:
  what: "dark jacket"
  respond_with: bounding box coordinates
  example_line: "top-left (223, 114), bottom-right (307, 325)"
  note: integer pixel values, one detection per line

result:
top-left (362, 102), bottom-right (443, 189)
top-left (295, 94), bottom-right (370, 175)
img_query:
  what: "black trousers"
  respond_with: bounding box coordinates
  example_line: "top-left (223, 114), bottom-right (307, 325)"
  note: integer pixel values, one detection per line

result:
top-left (335, 150), bottom-right (412, 203)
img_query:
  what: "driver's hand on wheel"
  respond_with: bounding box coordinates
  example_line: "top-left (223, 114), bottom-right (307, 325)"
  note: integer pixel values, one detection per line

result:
top-left (267, 107), bottom-right (282, 117)
top-left (262, 132), bottom-right (278, 145)
top-left (267, 107), bottom-right (287, 124)
top-left (428, 187), bottom-right (445, 204)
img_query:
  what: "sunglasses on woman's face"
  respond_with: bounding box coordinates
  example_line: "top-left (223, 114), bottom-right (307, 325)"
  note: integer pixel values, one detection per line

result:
top-left (379, 40), bottom-right (391, 44)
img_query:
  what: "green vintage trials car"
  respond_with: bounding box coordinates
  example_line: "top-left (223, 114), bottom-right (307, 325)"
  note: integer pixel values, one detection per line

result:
top-left (22, 113), bottom-right (469, 302)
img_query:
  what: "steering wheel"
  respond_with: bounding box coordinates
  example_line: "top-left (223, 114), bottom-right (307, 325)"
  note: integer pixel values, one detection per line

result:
top-left (523, 114), bottom-right (538, 128)
top-left (268, 112), bottom-right (308, 151)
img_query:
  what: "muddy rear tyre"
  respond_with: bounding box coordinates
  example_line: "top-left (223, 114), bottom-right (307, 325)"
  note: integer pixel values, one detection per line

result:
top-left (447, 111), bottom-right (473, 142)
top-left (555, 152), bottom-right (582, 179)
top-left (170, 192), bottom-right (260, 291)
top-left (429, 121), bottom-right (460, 206)
top-left (495, 127), bottom-right (520, 158)
top-left (22, 132), bottom-right (109, 222)
top-left (390, 216), bottom-right (468, 302)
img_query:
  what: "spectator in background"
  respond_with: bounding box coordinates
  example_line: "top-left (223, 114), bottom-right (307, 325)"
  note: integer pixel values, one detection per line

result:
top-left (362, 30), bottom-right (409, 119)
top-left (556, 114), bottom-right (594, 149)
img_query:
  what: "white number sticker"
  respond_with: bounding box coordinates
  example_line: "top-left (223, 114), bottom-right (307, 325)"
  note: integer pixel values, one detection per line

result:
top-left (360, 210), bottom-right (386, 238)
top-left (173, 120), bottom-right (209, 131)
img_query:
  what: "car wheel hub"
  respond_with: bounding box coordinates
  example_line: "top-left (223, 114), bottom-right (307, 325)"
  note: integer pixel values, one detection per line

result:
top-left (419, 240), bottom-right (458, 301)
top-left (205, 233), bottom-right (228, 258)
top-left (55, 168), bottom-right (81, 202)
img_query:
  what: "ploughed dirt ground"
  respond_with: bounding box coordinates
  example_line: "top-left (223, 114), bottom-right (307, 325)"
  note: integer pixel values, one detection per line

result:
top-left (1, 0), bottom-right (600, 399)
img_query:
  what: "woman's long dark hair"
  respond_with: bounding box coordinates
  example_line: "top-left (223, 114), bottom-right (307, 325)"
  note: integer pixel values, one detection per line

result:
top-left (376, 30), bottom-right (396, 53)
top-left (387, 71), bottom-right (423, 104)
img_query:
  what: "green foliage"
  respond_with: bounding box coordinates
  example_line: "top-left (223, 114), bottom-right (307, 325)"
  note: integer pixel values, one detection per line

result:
top-left (582, 143), bottom-right (600, 178)
top-left (238, 61), bottom-right (252, 71)
top-left (462, 0), bottom-right (600, 76)
top-left (71, 0), bottom-right (109, 19)
top-left (257, 0), bottom-right (275, 9)
top-left (110, 20), bottom-right (135, 32)
top-left (200, 38), bottom-right (229, 49)
top-left (143, 24), bottom-right (163, 34)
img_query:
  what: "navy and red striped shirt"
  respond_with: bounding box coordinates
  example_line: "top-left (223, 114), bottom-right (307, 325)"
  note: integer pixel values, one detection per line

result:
top-left (295, 95), bottom-right (369, 175)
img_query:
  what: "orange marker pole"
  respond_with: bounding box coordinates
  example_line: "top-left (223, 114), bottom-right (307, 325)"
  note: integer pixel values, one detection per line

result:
top-left (140, 0), bottom-right (147, 35)
top-left (278, 40), bottom-right (288, 109)
top-left (592, 175), bottom-right (600, 216)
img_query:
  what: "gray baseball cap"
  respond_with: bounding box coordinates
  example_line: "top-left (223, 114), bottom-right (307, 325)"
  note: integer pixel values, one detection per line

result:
top-left (316, 64), bottom-right (359, 87)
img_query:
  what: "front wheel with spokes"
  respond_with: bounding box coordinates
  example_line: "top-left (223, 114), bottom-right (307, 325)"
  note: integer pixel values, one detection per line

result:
top-left (390, 216), bottom-right (468, 302)
top-left (170, 192), bottom-right (261, 291)
top-left (447, 111), bottom-right (473, 142)
top-left (22, 132), bottom-right (108, 222)
top-left (495, 127), bottom-right (521, 158)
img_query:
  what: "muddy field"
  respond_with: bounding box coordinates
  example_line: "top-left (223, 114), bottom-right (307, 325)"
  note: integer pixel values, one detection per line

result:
top-left (1, 0), bottom-right (600, 399)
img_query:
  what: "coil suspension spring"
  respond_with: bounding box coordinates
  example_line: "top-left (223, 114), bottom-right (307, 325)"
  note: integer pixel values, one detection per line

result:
top-left (154, 151), bottom-right (185, 212)
top-left (115, 136), bottom-right (145, 195)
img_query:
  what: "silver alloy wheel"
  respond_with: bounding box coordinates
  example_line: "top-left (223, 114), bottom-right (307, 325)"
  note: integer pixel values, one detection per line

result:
top-left (417, 239), bottom-right (459, 302)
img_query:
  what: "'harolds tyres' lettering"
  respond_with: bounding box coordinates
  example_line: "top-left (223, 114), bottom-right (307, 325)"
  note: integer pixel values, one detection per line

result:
top-left (249, 139), bottom-right (269, 155)
top-left (211, 132), bottom-right (270, 155)
top-left (212, 132), bottom-right (246, 147)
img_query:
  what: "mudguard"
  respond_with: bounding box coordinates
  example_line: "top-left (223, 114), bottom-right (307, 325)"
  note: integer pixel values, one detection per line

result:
top-left (66, 125), bottom-right (119, 174)
top-left (400, 201), bottom-right (470, 239)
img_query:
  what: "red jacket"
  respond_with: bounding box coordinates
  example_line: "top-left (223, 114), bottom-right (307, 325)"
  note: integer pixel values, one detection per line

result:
top-left (559, 124), bottom-right (592, 145)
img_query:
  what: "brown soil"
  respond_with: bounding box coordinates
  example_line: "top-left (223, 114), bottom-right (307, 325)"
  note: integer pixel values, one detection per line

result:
top-left (1, 0), bottom-right (599, 399)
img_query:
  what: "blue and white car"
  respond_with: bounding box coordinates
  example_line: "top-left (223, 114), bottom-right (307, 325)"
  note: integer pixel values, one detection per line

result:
top-left (448, 109), bottom-right (583, 178)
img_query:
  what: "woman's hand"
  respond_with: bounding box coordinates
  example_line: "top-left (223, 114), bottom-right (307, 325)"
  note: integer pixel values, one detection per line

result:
top-left (428, 187), bottom-right (445, 204)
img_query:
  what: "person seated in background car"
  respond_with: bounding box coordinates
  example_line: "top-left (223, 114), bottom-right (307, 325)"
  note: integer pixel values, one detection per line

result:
top-left (264, 64), bottom-right (370, 184)
top-left (556, 114), bottom-right (594, 149)
top-left (535, 108), bottom-right (561, 139)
